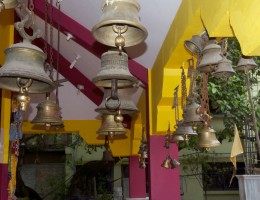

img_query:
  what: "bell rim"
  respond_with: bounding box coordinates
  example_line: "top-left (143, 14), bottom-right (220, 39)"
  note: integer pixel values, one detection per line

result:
top-left (93, 76), bottom-right (138, 88)
top-left (95, 107), bottom-right (139, 115)
top-left (92, 20), bottom-right (148, 47)
top-left (2, 0), bottom-right (18, 9)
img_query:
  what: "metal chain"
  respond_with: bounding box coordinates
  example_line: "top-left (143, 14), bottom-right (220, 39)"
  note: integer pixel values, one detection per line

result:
top-left (181, 66), bottom-right (187, 109)
top-left (44, 0), bottom-right (48, 55)
top-left (29, 0), bottom-right (34, 11)
top-left (200, 73), bottom-right (210, 124)
top-left (173, 85), bottom-right (179, 121)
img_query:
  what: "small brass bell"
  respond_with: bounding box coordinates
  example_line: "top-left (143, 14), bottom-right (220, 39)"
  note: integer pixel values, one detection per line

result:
top-left (92, 0), bottom-right (148, 48)
top-left (97, 112), bottom-right (127, 138)
top-left (161, 156), bottom-right (171, 169)
top-left (212, 56), bottom-right (235, 79)
top-left (16, 88), bottom-right (30, 112)
top-left (170, 157), bottom-right (180, 169)
top-left (182, 101), bottom-right (204, 127)
top-left (198, 40), bottom-right (222, 73)
top-left (102, 149), bottom-right (114, 163)
top-left (31, 94), bottom-right (63, 130)
top-left (171, 134), bottom-right (184, 143)
top-left (237, 56), bottom-right (257, 71)
top-left (173, 120), bottom-right (197, 142)
top-left (93, 49), bottom-right (138, 88)
top-left (140, 150), bottom-right (148, 159)
top-left (0, 0), bottom-right (18, 10)
top-left (197, 125), bottom-right (221, 150)
top-left (184, 35), bottom-right (206, 56)
top-left (96, 88), bottom-right (139, 115)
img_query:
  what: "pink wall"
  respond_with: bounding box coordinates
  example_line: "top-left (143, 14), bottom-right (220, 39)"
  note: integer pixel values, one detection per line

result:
top-left (149, 135), bottom-right (180, 200)
top-left (129, 156), bottom-right (146, 198)
top-left (0, 164), bottom-right (8, 199)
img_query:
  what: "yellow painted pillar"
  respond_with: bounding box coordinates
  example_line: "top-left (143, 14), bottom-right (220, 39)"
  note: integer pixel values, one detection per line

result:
top-left (0, 9), bottom-right (14, 199)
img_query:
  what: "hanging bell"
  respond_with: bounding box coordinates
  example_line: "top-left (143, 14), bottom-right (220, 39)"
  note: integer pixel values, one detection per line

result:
top-left (236, 56), bottom-right (257, 71)
top-left (16, 87), bottom-right (30, 112)
top-left (173, 120), bottom-right (197, 142)
top-left (182, 101), bottom-right (204, 127)
top-left (184, 35), bottom-right (206, 56)
top-left (96, 88), bottom-right (139, 115)
top-left (93, 49), bottom-right (138, 88)
top-left (212, 56), bottom-right (235, 79)
top-left (0, 0), bottom-right (18, 10)
top-left (161, 155), bottom-right (171, 169)
top-left (140, 150), bottom-right (148, 159)
top-left (171, 134), bottom-right (184, 143)
top-left (198, 40), bottom-right (222, 73)
top-left (170, 157), bottom-right (180, 169)
top-left (97, 112), bottom-right (127, 138)
top-left (31, 94), bottom-right (63, 130)
top-left (197, 125), bottom-right (221, 150)
top-left (102, 149), bottom-right (115, 163)
top-left (0, 41), bottom-right (55, 93)
top-left (92, 0), bottom-right (148, 48)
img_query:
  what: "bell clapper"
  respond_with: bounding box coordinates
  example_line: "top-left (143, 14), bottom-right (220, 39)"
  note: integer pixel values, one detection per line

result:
top-left (113, 25), bottom-right (128, 53)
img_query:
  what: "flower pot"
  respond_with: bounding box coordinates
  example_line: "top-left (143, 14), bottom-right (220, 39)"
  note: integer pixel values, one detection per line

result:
top-left (237, 175), bottom-right (260, 200)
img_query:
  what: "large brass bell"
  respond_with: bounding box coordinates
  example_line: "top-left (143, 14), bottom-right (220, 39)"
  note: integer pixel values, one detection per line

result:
top-left (92, 0), bottom-right (148, 48)
top-left (97, 111), bottom-right (127, 138)
top-left (31, 94), bottom-right (63, 130)
top-left (96, 88), bottom-right (139, 115)
top-left (102, 149), bottom-right (115, 163)
top-left (93, 49), bottom-right (138, 88)
top-left (212, 56), bottom-right (235, 79)
top-left (197, 125), bottom-right (221, 150)
top-left (182, 101), bottom-right (204, 127)
top-left (184, 35), bottom-right (206, 56)
top-left (173, 120), bottom-right (197, 142)
top-left (198, 40), bottom-right (222, 73)
top-left (236, 56), bottom-right (257, 71)
top-left (0, 0), bottom-right (18, 10)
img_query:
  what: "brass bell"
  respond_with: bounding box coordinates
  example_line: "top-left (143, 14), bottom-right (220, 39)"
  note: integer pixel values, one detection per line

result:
top-left (93, 49), bottom-right (138, 88)
top-left (0, 41), bottom-right (55, 93)
top-left (140, 150), bottom-right (148, 159)
top-left (237, 56), bottom-right (257, 71)
top-left (16, 88), bottom-right (30, 112)
top-left (212, 56), bottom-right (235, 79)
top-left (182, 101), bottom-right (204, 127)
top-left (0, 0), bottom-right (18, 10)
top-left (161, 155), bottom-right (171, 169)
top-left (197, 125), bottom-right (221, 150)
top-left (198, 40), bottom-right (222, 73)
top-left (184, 35), bottom-right (206, 56)
top-left (170, 157), bottom-right (180, 169)
top-left (96, 88), bottom-right (139, 115)
top-left (173, 120), bottom-right (197, 142)
top-left (171, 134), bottom-right (184, 143)
top-left (102, 149), bottom-right (115, 163)
top-left (92, 0), bottom-right (148, 48)
top-left (97, 112), bottom-right (127, 138)
top-left (31, 94), bottom-right (63, 130)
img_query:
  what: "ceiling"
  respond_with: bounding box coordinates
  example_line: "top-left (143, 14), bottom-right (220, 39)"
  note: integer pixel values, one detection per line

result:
top-left (20, 0), bottom-right (182, 121)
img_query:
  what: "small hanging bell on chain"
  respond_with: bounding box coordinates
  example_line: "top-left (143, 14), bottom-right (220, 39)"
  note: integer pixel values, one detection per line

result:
top-left (184, 35), bottom-right (206, 56)
top-left (92, 0), bottom-right (148, 48)
top-left (197, 124), bottom-right (221, 150)
top-left (212, 56), bottom-right (235, 79)
top-left (172, 120), bottom-right (197, 143)
top-left (182, 101), bottom-right (204, 127)
top-left (161, 155), bottom-right (171, 169)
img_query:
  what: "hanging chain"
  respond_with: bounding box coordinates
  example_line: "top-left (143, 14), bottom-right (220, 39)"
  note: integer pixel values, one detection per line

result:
top-left (44, 0), bottom-right (48, 56)
top-left (187, 58), bottom-right (194, 99)
top-left (200, 73), bottom-right (211, 125)
top-left (221, 38), bottom-right (228, 56)
top-left (29, 0), bottom-right (34, 11)
top-left (172, 85), bottom-right (179, 121)
top-left (181, 66), bottom-right (187, 109)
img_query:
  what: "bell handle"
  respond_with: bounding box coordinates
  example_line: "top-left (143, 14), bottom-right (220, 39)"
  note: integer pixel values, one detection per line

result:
top-left (15, 10), bottom-right (41, 42)
top-left (105, 96), bottom-right (121, 111)
top-left (16, 78), bottom-right (33, 91)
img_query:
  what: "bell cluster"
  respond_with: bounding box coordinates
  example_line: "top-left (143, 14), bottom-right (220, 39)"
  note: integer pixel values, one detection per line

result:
top-left (91, 0), bottom-right (148, 141)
